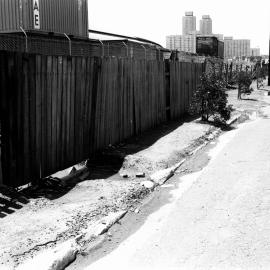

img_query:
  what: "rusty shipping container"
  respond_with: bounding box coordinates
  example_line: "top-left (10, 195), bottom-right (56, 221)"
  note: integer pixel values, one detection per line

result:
top-left (0, 0), bottom-right (88, 37)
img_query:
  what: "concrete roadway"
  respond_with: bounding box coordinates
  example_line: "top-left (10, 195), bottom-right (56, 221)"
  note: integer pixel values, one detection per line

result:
top-left (80, 107), bottom-right (270, 270)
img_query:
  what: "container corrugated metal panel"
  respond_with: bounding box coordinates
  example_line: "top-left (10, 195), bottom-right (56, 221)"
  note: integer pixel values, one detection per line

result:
top-left (0, 0), bottom-right (88, 37)
top-left (0, 0), bottom-right (21, 31)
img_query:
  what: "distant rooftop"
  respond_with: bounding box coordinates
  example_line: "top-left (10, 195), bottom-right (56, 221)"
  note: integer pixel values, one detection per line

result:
top-left (202, 15), bottom-right (211, 19)
top-left (185, 11), bottom-right (194, 16)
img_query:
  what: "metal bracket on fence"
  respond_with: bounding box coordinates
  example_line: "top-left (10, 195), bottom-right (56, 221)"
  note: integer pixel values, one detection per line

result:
top-left (122, 41), bottom-right (128, 58)
top-left (20, 27), bottom-right (28, 53)
top-left (158, 48), bottom-right (161, 61)
top-left (107, 43), bottom-right (110, 57)
top-left (140, 44), bottom-right (147, 60)
top-left (98, 40), bottom-right (104, 58)
top-left (64, 33), bottom-right (72, 56)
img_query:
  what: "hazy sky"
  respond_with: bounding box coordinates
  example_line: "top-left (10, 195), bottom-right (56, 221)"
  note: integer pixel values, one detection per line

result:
top-left (88, 0), bottom-right (270, 54)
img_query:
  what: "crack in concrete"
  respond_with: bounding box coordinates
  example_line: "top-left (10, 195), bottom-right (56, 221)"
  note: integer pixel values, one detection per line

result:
top-left (11, 237), bottom-right (60, 261)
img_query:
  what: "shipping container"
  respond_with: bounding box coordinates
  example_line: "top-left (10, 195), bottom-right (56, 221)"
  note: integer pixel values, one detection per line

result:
top-left (196, 36), bottom-right (224, 59)
top-left (0, 0), bottom-right (88, 38)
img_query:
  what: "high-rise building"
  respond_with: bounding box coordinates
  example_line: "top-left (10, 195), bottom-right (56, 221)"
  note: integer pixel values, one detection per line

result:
top-left (251, 48), bottom-right (260, 56)
top-left (224, 37), bottom-right (251, 59)
top-left (199, 15), bottom-right (212, 35)
top-left (166, 11), bottom-right (223, 54)
top-left (166, 11), bottom-right (197, 53)
top-left (182, 11), bottom-right (196, 35)
top-left (166, 35), bottom-right (196, 53)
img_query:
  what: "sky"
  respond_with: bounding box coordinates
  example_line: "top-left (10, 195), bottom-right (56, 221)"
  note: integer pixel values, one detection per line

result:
top-left (88, 0), bottom-right (270, 54)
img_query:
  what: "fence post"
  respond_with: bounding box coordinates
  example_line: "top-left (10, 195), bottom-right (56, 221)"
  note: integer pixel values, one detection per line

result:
top-left (64, 33), bottom-right (72, 56)
top-left (140, 44), bottom-right (147, 60)
top-left (220, 61), bottom-right (224, 78)
top-left (99, 40), bottom-right (104, 58)
top-left (229, 62), bottom-right (233, 82)
top-left (165, 59), bottom-right (171, 120)
top-left (225, 63), bottom-right (229, 83)
top-left (122, 41), bottom-right (128, 58)
top-left (20, 27), bottom-right (28, 53)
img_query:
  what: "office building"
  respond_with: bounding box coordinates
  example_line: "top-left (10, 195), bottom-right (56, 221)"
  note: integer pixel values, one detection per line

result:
top-left (166, 35), bottom-right (196, 53)
top-left (251, 48), bottom-right (260, 56)
top-left (182, 11), bottom-right (196, 35)
top-left (224, 37), bottom-right (251, 59)
top-left (166, 11), bottom-right (225, 54)
top-left (199, 15), bottom-right (212, 35)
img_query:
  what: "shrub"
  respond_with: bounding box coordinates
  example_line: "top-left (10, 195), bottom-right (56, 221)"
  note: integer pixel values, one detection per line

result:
top-left (237, 71), bottom-right (253, 99)
top-left (189, 71), bottom-right (233, 124)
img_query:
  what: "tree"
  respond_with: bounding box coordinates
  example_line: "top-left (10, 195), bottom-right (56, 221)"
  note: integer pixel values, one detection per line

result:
top-left (189, 70), bottom-right (232, 124)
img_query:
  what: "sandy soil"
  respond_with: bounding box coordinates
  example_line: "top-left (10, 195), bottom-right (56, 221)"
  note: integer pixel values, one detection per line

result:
top-left (0, 178), bottom-right (150, 268)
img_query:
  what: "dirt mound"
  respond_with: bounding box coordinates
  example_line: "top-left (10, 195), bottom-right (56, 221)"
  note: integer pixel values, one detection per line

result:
top-left (120, 123), bottom-right (216, 177)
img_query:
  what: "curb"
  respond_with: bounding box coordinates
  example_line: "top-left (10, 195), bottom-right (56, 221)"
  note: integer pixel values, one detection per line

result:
top-left (16, 239), bottom-right (78, 270)
top-left (80, 210), bottom-right (128, 241)
top-left (150, 159), bottom-right (186, 186)
top-left (16, 211), bottom-right (127, 270)
top-left (148, 127), bottom-right (221, 187)
top-left (226, 113), bottom-right (242, 125)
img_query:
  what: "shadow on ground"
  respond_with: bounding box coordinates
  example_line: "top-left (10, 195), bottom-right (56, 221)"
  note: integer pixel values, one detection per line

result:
top-left (0, 185), bottom-right (29, 218)
top-left (241, 98), bottom-right (258, 101)
top-left (1, 115), bottom-right (200, 204)
top-left (87, 114), bottom-right (199, 179)
top-left (0, 112), bottom-right (225, 207)
top-left (196, 119), bottom-right (236, 131)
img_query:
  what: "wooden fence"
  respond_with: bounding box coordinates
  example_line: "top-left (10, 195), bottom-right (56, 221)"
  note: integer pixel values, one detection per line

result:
top-left (0, 51), bottom-right (203, 187)
top-left (169, 61), bottom-right (203, 119)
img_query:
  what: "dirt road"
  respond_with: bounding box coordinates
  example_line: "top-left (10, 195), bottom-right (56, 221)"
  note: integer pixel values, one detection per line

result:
top-left (72, 104), bottom-right (270, 269)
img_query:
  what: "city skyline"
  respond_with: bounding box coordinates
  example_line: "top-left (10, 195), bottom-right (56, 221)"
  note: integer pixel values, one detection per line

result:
top-left (88, 0), bottom-right (269, 54)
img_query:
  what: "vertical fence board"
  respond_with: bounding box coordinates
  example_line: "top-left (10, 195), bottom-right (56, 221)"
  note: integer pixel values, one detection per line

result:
top-left (46, 56), bottom-right (53, 173)
top-left (35, 55), bottom-right (42, 180)
top-left (69, 57), bottom-right (76, 163)
top-left (22, 55), bottom-right (31, 183)
top-left (51, 56), bottom-right (58, 172)
top-left (74, 57), bottom-right (82, 161)
top-left (16, 54), bottom-right (24, 184)
top-left (56, 56), bottom-right (63, 169)
top-left (40, 55), bottom-right (47, 177)
top-left (61, 57), bottom-right (67, 167)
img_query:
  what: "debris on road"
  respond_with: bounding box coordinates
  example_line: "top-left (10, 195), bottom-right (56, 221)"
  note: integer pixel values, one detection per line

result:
top-left (135, 172), bottom-right (146, 178)
top-left (140, 180), bottom-right (155, 189)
